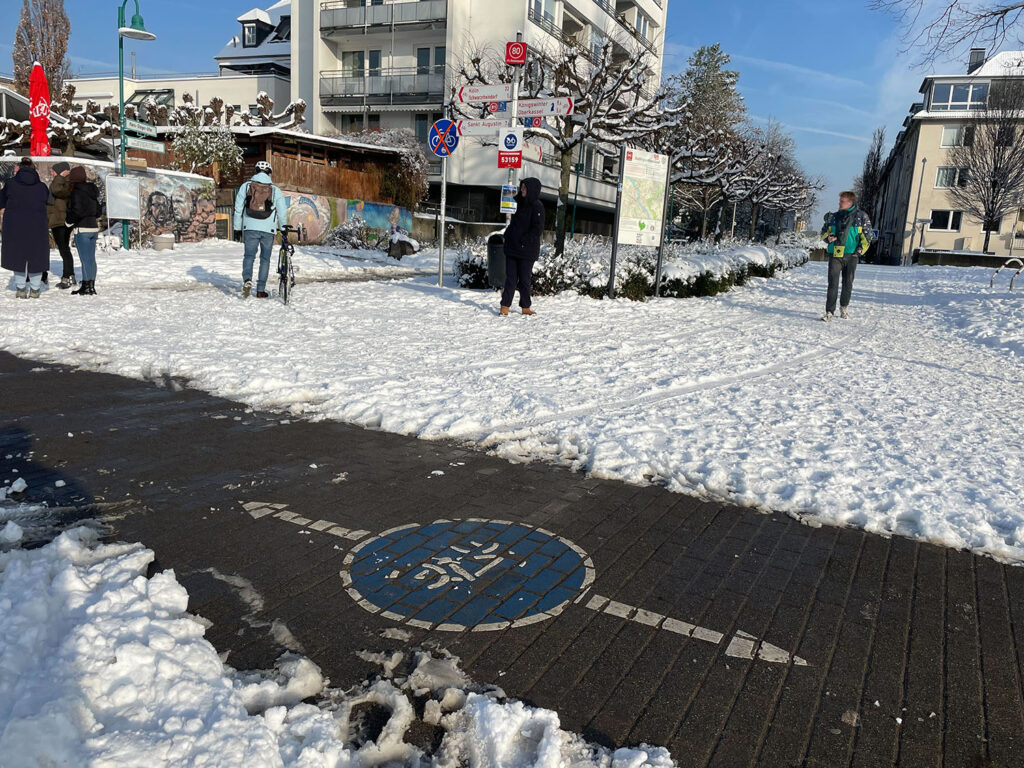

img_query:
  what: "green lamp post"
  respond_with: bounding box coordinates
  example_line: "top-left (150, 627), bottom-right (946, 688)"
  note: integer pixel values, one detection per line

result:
top-left (118, 0), bottom-right (156, 250)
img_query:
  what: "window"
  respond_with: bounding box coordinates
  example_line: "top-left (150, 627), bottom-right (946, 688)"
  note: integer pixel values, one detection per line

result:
top-left (368, 49), bottom-right (382, 76)
top-left (935, 167), bottom-right (969, 188)
top-left (242, 23), bottom-right (257, 47)
top-left (997, 124), bottom-right (1016, 146)
top-left (417, 48), bottom-right (431, 75)
top-left (929, 210), bottom-right (963, 231)
top-left (434, 46), bottom-right (446, 73)
top-left (982, 216), bottom-right (1002, 233)
top-left (591, 29), bottom-right (607, 60)
top-left (415, 113), bottom-right (429, 143)
top-left (532, 0), bottom-right (555, 22)
top-left (232, 104), bottom-right (241, 113)
top-left (368, 114), bottom-right (381, 131)
top-left (248, 104), bottom-right (260, 117)
top-left (341, 115), bottom-right (364, 133)
top-left (341, 50), bottom-right (365, 76)
top-left (931, 81), bottom-right (988, 110)
top-left (636, 12), bottom-right (650, 40)
top-left (941, 125), bottom-right (975, 147)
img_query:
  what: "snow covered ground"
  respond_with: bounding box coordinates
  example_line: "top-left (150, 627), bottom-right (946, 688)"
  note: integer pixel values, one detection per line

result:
top-left (3, 239), bottom-right (1024, 765)
top-left (2, 240), bottom-right (1022, 561)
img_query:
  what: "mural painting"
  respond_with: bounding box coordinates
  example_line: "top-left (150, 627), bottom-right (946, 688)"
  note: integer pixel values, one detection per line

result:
top-left (346, 200), bottom-right (412, 234)
top-left (282, 192), bottom-right (334, 243)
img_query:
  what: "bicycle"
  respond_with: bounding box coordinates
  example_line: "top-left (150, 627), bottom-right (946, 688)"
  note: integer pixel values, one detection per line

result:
top-left (277, 224), bottom-right (302, 304)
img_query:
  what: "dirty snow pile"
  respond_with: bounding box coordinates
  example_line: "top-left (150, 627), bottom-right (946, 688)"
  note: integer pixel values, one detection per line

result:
top-left (0, 520), bottom-right (675, 768)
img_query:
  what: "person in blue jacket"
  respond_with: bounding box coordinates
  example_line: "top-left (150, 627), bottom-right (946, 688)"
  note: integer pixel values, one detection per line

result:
top-left (233, 160), bottom-right (288, 298)
top-left (820, 190), bottom-right (874, 321)
top-left (500, 177), bottom-right (545, 316)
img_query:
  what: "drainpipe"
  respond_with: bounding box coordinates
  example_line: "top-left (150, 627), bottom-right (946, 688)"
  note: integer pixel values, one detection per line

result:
top-left (906, 157), bottom-right (927, 266)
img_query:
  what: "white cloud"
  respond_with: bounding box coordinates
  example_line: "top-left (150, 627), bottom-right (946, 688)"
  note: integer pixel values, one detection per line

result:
top-left (731, 53), bottom-right (868, 90)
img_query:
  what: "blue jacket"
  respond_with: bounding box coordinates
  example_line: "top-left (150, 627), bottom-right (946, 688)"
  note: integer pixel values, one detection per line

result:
top-left (233, 173), bottom-right (288, 233)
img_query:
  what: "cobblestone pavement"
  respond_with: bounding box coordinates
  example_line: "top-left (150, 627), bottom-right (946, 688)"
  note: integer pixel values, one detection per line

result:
top-left (2, 351), bottom-right (1022, 767)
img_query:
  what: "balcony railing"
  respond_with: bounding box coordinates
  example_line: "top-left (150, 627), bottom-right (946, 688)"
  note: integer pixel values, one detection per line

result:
top-left (320, 66), bottom-right (445, 106)
top-left (528, 8), bottom-right (602, 65)
top-left (320, 0), bottom-right (447, 32)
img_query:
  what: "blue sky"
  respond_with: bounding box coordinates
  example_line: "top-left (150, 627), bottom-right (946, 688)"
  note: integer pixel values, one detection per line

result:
top-left (0, 0), bottom-right (970, 218)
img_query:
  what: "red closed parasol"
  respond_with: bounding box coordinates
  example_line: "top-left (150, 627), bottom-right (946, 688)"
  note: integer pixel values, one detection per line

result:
top-left (29, 62), bottom-right (52, 157)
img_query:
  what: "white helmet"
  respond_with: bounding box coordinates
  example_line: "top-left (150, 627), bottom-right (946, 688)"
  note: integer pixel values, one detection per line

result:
top-left (255, 160), bottom-right (272, 175)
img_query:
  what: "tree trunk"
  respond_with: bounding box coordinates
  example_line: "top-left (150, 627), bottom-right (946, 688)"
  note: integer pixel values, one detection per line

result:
top-left (554, 148), bottom-right (573, 256)
top-left (713, 200), bottom-right (726, 243)
top-left (983, 227), bottom-right (993, 253)
top-left (749, 202), bottom-right (760, 240)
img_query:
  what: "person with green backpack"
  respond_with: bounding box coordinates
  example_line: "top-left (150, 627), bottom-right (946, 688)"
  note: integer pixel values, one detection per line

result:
top-left (820, 190), bottom-right (874, 321)
top-left (233, 160), bottom-right (288, 298)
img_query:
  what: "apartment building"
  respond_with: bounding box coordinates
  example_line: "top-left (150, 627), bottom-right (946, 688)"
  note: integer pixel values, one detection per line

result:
top-left (67, 2), bottom-right (291, 123)
top-left (293, 0), bottom-right (669, 225)
top-left (875, 49), bottom-right (1024, 265)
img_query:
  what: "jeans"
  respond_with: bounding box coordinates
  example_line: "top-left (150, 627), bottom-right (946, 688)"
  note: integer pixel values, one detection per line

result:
top-left (242, 230), bottom-right (275, 291)
top-left (52, 225), bottom-right (74, 278)
top-left (501, 256), bottom-right (535, 308)
top-left (826, 254), bottom-right (858, 314)
top-left (14, 268), bottom-right (42, 290)
top-left (75, 231), bottom-right (98, 281)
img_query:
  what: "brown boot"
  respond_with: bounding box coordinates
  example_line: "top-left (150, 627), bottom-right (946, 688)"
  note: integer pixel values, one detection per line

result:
top-left (522, 307), bottom-right (536, 316)
top-left (499, 306), bottom-right (510, 316)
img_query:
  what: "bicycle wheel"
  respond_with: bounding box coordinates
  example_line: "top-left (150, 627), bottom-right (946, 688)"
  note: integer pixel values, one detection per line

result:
top-left (279, 252), bottom-right (289, 304)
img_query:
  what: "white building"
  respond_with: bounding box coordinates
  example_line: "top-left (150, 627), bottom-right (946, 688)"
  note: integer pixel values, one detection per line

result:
top-left (292, 0), bottom-right (669, 226)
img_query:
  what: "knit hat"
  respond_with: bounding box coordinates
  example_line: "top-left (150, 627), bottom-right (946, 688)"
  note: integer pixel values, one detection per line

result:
top-left (69, 166), bottom-right (87, 183)
top-left (52, 161), bottom-right (70, 174)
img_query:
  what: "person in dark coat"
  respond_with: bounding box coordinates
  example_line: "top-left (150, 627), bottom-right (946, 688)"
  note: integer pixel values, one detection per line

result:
top-left (47, 161), bottom-right (76, 289)
top-left (65, 165), bottom-right (102, 296)
top-left (0, 157), bottom-right (51, 298)
top-left (500, 177), bottom-right (545, 316)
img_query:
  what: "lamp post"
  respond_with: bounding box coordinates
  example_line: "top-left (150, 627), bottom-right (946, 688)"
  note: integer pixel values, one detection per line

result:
top-left (118, 0), bottom-right (156, 250)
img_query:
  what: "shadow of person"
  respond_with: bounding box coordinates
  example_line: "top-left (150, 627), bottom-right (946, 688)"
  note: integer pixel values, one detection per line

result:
top-left (0, 425), bottom-right (100, 548)
top-left (186, 265), bottom-right (244, 296)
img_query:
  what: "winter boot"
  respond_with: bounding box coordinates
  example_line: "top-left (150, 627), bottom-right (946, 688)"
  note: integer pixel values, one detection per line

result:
top-left (57, 275), bottom-right (77, 290)
top-left (821, 312), bottom-right (833, 322)
top-left (72, 280), bottom-right (91, 295)
top-left (256, 291), bottom-right (269, 299)
top-left (499, 305), bottom-right (510, 316)
top-left (522, 307), bottom-right (536, 316)
top-left (839, 307), bottom-right (849, 319)
top-left (41, 272), bottom-right (48, 284)
top-left (15, 287), bottom-right (28, 299)
top-left (29, 288), bottom-right (41, 299)
top-left (87, 281), bottom-right (97, 295)
top-left (242, 279), bottom-right (252, 298)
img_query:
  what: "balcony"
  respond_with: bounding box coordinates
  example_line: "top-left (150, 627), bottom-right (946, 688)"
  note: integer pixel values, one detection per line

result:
top-left (528, 8), bottom-right (602, 66)
top-left (320, 0), bottom-right (447, 34)
top-left (320, 66), bottom-right (445, 106)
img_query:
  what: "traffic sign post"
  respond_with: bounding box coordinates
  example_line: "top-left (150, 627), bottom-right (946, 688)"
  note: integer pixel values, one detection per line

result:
top-left (428, 118), bottom-right (459, 287)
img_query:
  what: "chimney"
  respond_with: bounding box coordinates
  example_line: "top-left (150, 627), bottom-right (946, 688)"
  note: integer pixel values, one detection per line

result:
top-left (968, 48), bottom-right (986, 74)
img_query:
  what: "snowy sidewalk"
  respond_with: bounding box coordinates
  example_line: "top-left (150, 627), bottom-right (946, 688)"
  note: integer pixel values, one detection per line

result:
top-left (2, 351), bottom-right (1022, 767)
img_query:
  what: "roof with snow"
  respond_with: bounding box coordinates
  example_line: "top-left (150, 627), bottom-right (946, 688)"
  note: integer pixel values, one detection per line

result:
top-left (918, 50), bottom-right (1024, 92)
top-left (216, 1), bottom-right (291, 66)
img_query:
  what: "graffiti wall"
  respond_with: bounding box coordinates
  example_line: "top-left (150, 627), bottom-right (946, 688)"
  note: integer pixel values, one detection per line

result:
top-left (0, 156), bottom-right (216, 243)
top-left (280, 191), bottom-right (413, 245)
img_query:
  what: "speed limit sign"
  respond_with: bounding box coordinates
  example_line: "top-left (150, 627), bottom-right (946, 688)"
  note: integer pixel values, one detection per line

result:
top-left (505, 41), bottom-right (527, 66)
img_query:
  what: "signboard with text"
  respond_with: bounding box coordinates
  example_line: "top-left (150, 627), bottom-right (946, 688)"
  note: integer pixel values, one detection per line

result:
top-left (456, 118), bottom-right (506, 137)
top-left (616, 148), bottom-right (669, 247)
top-left (498, 151), bottom-right (522, 169)
top-left (457, 83), bottom-right (513, 103)
top-left (500, 184), bottom-right (518, 214)
top-left (505, 41), bottom-right (527, 66)
top-left (125, 135), bottom-right (165, 154)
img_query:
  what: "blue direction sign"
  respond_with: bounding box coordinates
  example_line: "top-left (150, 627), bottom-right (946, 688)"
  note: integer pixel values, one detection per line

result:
top-left (428, 119), bottom-right (459, 157)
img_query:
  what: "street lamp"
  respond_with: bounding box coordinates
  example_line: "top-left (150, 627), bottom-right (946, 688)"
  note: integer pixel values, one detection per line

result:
top-left (118, 0), bottom-right (156, 250)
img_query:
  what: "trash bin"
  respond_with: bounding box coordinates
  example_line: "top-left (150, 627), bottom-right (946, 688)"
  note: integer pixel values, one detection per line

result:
top-left (153, 233), bottom-right (175, 251)
top-left (487, 232), bottom-right (505, 290)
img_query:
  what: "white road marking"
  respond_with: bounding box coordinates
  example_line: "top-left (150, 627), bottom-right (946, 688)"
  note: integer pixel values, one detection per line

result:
top-left (583, 593), bottom-right (808, 666)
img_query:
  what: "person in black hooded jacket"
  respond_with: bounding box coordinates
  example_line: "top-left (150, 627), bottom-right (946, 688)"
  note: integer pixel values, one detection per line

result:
top-left (500, 177), bottom-right (545, 316)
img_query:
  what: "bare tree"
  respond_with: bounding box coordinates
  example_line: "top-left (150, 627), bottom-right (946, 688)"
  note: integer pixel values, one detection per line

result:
top-left (12, 0), bottom-right (71, 97)
top-left (944, 77), bottom-right (1024, 252)
top-left (454, 36), bottom-right (684, 254)
top-left (854, 127), bottom-right (886, 220)
top-left (871, 0), bottom-right (1024, 64)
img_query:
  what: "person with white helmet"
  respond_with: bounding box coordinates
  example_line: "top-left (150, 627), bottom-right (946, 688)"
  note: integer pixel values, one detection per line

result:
top-left (233, 160), bottom-right (288, 298)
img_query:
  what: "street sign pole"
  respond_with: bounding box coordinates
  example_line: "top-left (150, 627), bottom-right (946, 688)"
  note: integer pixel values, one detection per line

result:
top-left (506, 31), bottom-right (523, 228)
top-left (607, 144), bottom-right (626, 299)
top-left (439, 154), bottom-right (447, 287)
top-left (653, 159), bottom-right (674, 297)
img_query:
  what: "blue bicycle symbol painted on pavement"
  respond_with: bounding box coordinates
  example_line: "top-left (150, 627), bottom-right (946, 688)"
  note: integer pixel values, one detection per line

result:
top-left (341, 519), bottom-right (594, 631)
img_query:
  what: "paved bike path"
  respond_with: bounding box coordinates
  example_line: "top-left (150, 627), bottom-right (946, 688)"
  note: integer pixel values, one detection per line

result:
top-left (1, 351), bottom-right (1021, 767)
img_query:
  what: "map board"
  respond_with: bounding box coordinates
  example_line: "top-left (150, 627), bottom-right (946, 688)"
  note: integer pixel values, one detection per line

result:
top-left (616, 148), bottom-right (668, 247)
